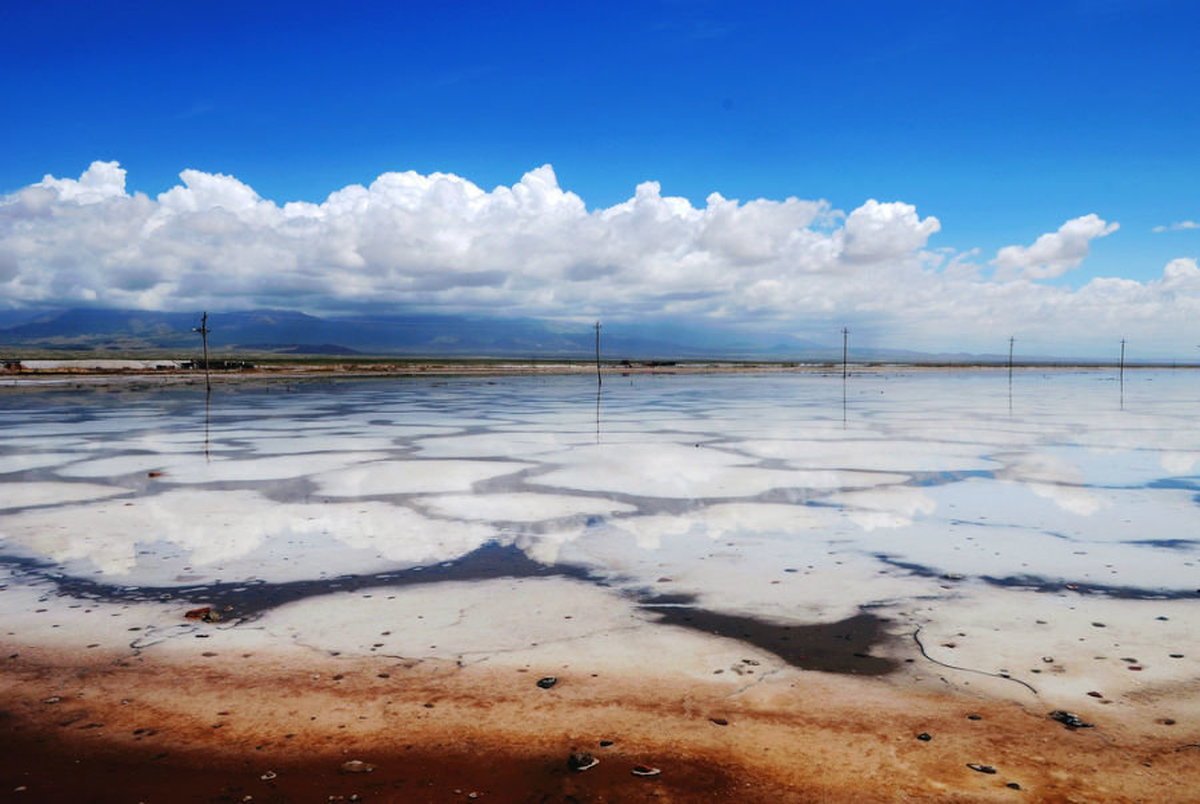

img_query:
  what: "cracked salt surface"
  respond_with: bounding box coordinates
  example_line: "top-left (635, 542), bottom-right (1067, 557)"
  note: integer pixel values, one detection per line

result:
top-left (1, 371), bottom-right (1198, 705)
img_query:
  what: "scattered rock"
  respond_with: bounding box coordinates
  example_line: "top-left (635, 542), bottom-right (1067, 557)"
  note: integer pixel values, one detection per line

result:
top-left (917, 733), bottom-right (932, 741)
top-left (1087, 691), bottom-right (1103, 698)
top-left (631, 765), bottom-right (661, 777)
top-left (1091, 622), bottom-right (1106, 628)
top-left (185, 606), bottom-right (220, 623)
top-left (40, 696), bottom-right (60, 704)
top-left (599, 740), bottom-right (614, 747)
top-left (1049, 710), bottom-right (1094, 729)
top-left (1006, 782), bottom-right (1022, 790)
top-left (709, 717), bottom-right (729, 726)
top-left (567, 752), bottom-right (598, 771)
top-left (966, 714), bottom-right (982, 721)
top-left (259, 771), bottom-right (277, 781)
top-left (536, 676), bottom-right (558, 689)
top-left (340, 760), bottom-right (375, 774)
top-left (967, 764), bottom-right (997, 774)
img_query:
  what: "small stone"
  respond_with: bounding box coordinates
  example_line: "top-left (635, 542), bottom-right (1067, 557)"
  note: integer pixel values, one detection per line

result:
top-left (1091, 622), bottom-right (1106, 628)
top-left (917, 733), bottom-right (932, 741)
top-left (260, 771), bottom-right (277, 781)
top-left (631, 764), bottom-right (661, 777)
top-left (536, 676), bottom-right (558, 689)
top-left (1049, 710), bottom-right (1093, 729)
top-left (41, 696), bottom-right (60, 704)
top-left (1129, 665), bottom-right (1143, 671)
top-left (967, 714), bottom-right (982, 721)
top-left (709, 717), bottom-right (729, 726)
top-left (599, 740), bottom-right (614, 747)
top-left (1006, 782), bottom-right (1022, 790)
top-left (967, 764), bottom-right (997, 774)
top-left (340, 760), bottom-right (375, 774)
top-left (567, 752), bottom-right (598, 771)
top-left (1087, 691), bottom-right (1103, 698)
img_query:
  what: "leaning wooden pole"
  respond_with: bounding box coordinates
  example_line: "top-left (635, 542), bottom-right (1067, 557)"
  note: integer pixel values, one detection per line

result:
top-left (193, 312), bottom-right (211, 392)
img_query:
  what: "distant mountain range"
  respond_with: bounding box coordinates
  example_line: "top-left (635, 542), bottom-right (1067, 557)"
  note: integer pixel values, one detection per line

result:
top-left (0, 307), bottom-right (829, 360)
top-left (0, 306), bottom-right (1047, 363)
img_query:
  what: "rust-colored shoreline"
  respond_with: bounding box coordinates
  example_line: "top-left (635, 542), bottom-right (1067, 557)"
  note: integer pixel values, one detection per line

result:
top-left (4, 646), bottom-right (1198, 802)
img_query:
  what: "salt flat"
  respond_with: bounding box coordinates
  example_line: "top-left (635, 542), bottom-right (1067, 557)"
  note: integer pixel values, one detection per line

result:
top-left (1, 369), bottom-right (1197, 801)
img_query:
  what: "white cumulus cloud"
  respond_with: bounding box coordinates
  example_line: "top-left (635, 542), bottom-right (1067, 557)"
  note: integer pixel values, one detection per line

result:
top-left (992, 214), bottom-right (1119, 281)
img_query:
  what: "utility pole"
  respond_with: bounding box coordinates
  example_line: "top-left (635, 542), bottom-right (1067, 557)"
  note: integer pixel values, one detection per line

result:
top-left (1008, 336), bottom-right (1015, 381)
top-left (594, 321), bottom-right (602, 387)
top-left (842, 327), bottom-right (849, 379)
top-left (1119, 338), bottom-right (1126, 384)
top-left (193, 312), bottom-right (211, 392)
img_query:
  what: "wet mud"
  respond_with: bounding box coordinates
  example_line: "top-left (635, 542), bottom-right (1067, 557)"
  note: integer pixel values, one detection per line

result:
top-left (3, 647), bottom-right (1199, 802)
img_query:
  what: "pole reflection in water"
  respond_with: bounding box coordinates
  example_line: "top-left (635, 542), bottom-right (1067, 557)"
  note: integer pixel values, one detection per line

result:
top-left (841, 373), bottom-right (847, 428)
top-left (204, 386), bottom-right (212, 461)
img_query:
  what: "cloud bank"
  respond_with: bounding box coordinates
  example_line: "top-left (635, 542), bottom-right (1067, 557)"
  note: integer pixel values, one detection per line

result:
top-left (1, 161), bottom-right (1198, 356)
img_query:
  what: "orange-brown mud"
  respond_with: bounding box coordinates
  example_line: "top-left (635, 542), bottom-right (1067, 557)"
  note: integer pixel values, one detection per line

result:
top-left (3, 644), bottom-right (1199, 803)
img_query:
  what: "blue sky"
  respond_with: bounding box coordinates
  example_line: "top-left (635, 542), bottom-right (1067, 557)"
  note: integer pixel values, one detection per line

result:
top-left (2, 1), bottom-right (1199, 357)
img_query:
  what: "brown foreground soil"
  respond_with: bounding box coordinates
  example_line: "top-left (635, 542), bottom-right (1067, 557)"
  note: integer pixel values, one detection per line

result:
top-left (3, 646), bottom-right (1199, 803)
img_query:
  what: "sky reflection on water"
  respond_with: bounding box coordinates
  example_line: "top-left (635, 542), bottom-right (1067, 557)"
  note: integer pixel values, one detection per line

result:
top-left (1, 371), bottom-right (1197, 600)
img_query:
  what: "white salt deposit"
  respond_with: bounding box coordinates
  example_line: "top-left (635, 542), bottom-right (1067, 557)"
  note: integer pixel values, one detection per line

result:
top-left (313, 459), bottom-right (529, 496)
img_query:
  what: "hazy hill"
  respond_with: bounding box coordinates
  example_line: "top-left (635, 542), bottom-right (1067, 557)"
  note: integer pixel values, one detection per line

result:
top-left (0, 308), bottom-right (827, 360)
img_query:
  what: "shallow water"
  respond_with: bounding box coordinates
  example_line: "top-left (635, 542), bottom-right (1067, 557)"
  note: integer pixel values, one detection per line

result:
top-left (2, 370), bottom-right (1198, 697)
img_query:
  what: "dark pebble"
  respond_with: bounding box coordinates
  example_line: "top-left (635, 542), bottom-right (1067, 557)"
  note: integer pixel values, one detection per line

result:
top-left (967, 764), bottom-right (997, 774)
top-left (1170, 654), bottom-right (1184, 658)
top-left (967, 714), bottom-right (982, 721)
top-left (599, 740), bottom-right (614, 747)
top-left (917, 733), bottom-right (932, 741)
top-left (1091, 622), bottom-right (1106, 628)
top-left (1007, 782), bottom-right (1022, 790)
top-left (537, 676), bottom-right (558, 689)
top-left (710, 717), bottom-right (729, 726)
